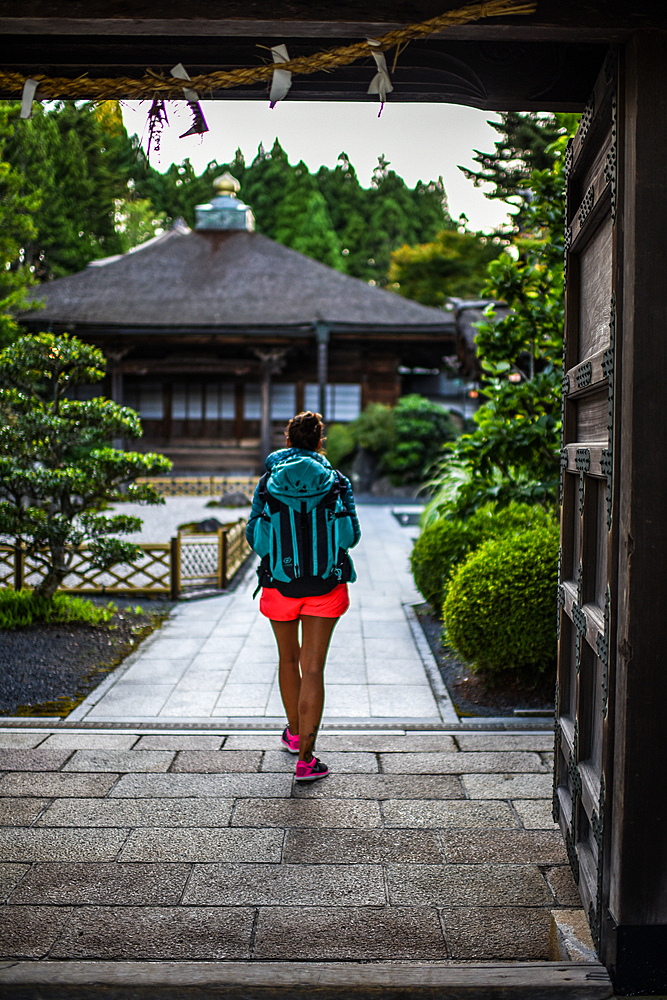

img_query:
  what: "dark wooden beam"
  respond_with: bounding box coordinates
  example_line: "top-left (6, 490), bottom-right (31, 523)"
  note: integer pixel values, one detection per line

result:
top-left (0, 34), bottom-right (604, 109)
top-left (0, 1), bottom-right (665, 38)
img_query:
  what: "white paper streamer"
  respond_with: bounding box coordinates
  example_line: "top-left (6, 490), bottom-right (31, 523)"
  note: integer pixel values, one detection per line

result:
top-left (170, 62), bottom-right (199, 103)
top-left (20, 79), bottom-right (40, 119)
top-left (269, 44), bottom-right (292, 108)
top-left (366, 39), bottom-right (393, 113)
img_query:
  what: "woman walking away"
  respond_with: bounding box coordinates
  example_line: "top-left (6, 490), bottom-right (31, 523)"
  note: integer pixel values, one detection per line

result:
top-left (246, 411), bottom-right (361, 782)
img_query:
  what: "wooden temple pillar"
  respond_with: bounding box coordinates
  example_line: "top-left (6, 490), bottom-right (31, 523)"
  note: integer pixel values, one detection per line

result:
top-left (255, 349), bottom-right (287, 469)
top-left (556, 34), bottom-right (667, 993)
top-left (315, 322), bottom-right (330, 419)
top-left (605, 32), bottom-right (667, 992)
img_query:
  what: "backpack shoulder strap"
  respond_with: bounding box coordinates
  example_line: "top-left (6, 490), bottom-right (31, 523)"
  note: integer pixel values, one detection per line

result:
top-left (258, 471), bottom-right (282, 515)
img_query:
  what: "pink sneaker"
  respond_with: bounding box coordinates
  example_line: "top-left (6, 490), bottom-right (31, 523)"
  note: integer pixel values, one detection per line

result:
top-left (295, 757), bottom-right (329, 782)
top-left (281, 726), bottom-right (299, 754)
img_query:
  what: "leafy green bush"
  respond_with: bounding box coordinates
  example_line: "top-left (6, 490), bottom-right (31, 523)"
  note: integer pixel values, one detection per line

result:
top-left (0, 588), bottom-right (115, 630)
top-left (410, 517), bottom-right (480, 613)
top-left (384, 394), bottom-right (458, 484)
top-left (351, 402), bottom-right (396, 453)
top-left (325, 423), bottom-right (356, 470)
top-left (411, 502), bottom-right (556, 616)
top-left (443, 524), bottom-right (559, 681)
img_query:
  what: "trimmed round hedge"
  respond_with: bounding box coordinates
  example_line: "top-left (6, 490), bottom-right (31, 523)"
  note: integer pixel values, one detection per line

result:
top-left (443, 524), bottom-right (559, 681)
top-left (410, 502), bottom-right (556, 617)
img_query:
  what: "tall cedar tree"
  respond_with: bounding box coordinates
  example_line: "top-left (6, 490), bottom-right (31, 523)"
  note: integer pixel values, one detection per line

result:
top-left (4, 101), bottom-right (134, 280)
top-left (459, 112), bottom-right (567, 230)
top-left (0, 105), bottom-right (40, 346)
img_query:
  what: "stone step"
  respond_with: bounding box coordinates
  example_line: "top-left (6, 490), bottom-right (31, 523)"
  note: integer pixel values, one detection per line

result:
top-left (0, 960), bottom-right (614, 999)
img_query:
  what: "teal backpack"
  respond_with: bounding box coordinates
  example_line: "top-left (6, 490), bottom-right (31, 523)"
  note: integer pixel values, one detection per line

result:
top-left (252, 461), bottom-right (356, 596)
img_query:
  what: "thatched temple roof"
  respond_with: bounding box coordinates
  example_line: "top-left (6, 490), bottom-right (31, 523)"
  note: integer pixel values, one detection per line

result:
top-left (25, 222), bottom-right (453, 334)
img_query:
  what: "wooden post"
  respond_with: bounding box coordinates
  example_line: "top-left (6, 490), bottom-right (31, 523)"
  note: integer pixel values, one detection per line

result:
top-left (602, 32), bottom-right (667, 992)
top-left (260, 364), bottom-right (272, 467)
top-left (220, 528), bottom-right (229, 589)
top-left (169, 536), bottom-right (180, 600)
top-left (14, 542), bottom-right (23, 591)
top-left (315, 322), bottom-right (330, 419)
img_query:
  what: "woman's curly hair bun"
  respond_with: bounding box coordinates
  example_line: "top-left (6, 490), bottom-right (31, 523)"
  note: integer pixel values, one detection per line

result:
top-left (286, 411), bottom-right (325, 451)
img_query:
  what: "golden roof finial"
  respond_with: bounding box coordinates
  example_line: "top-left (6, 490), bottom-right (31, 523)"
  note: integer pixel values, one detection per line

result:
top-left (214, 172), bottom-right (240, 197)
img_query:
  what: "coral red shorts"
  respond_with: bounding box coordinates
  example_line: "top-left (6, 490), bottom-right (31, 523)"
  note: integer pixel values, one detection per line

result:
top-left (259, 583), bottom-right (350, 621)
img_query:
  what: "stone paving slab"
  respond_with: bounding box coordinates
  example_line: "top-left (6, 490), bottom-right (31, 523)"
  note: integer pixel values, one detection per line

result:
top-left (380, 751), bottom-right (548, 774)
top-left (0, 749), bottom-right (74, 772)
top-left (0, 828), bottom-right (128, 862)
top-left (118, 828), bottom-right (283, 863)
top-left (462, 773), bottom-right (554, 798)
top-left (34, 798), bottom-right (235, 828)
top-left (108, 772), bottom-right (292, 798)
top-left (232, 798), bottom-right (382, 829)
top-left (292, 773), bottom-right (465, 800)
top-left (543, 864), bottom-right (581, 905)
top-left (50, 906), bottom-right (256, 960)
top-left (8, 862), bottom-right (191, 905)
top-left (283, 828), bottom-right (445, 864)
top-left (440, 906), bottom-right (553, 960)
top-left (182, 862), bottom-right (386, 906)
top-left (386, 862), bottom-right (553, 907)
top-left (381, 799), bottom-right (519, 828)
top-left (62, 750), bottom-right (174, 773)
top-left (253, 906), bottom-right (449, 961)
top-left (172, 750), bottom-right (263, 772)
top-left (133, 735), bottom-right (224, 750)
top-left (0, 772), bottom-right (117, 798)
top-left (440, 829), bottom-right (568, 864)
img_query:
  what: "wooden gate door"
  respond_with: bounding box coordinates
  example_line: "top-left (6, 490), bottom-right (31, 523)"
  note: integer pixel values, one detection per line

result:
top-left (555, 49), bottom-right (618, 959)
top-left (556, 36), bottom-right (667, 991)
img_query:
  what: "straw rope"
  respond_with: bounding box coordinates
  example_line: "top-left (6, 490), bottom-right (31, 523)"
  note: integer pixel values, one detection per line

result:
top-left (0, 0), bottom-right (536, 101)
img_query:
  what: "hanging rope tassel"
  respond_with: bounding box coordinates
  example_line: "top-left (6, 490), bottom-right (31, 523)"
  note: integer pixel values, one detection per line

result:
top-left (20, 78), bottom-right (39, 119)
top-left (170, 63), bottom-right (209, 138)
top-left (269, 44), bottom-right (292, 107)
top-left (367, 39), bottom-right (394, 116)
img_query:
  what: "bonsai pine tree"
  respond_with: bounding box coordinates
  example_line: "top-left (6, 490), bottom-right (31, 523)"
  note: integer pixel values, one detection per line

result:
top-left (0, 331), bottom-right (171, 599)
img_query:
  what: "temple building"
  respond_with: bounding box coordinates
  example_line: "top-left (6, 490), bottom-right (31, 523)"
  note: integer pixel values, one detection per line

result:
top-left (22, 174), bottom-right (456, 472)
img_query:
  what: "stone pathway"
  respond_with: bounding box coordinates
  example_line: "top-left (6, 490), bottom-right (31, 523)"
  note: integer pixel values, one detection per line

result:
top-left (0, 726), bottom-right (581, 965)
top-left (69, 505), bottom-right (456, 727)
top-left (0, 502), bottom-right (609, 991)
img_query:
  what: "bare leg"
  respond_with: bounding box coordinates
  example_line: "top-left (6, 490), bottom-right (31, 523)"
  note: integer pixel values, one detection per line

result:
top-left (298, 615), bottom-right (339, 761)
top-left (270, 619), bottom-right (301, 734)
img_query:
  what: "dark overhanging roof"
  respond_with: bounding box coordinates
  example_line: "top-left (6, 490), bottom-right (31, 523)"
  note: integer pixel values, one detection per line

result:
top-left (2, 3), bottom-right (664, 109)
top-left (23, 225), bottom-right (456, 334)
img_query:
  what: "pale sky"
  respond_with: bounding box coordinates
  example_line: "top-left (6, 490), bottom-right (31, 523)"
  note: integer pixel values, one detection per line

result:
top-left (121, 100), bottom-right (513, 233)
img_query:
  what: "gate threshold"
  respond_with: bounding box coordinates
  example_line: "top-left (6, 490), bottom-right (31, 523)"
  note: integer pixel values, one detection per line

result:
top-left (0, 960), bottom-right (613, 999)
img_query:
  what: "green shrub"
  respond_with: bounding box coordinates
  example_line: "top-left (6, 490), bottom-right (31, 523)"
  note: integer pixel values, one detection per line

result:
top-left (410, 517), bottom-right (483, 614)
top-left (0, 589), bottom-right (115, 630)
top-left (411, 502), bottom-right (556, 616)
top-left (466, 502), bottom-right (556, 539)
top-left (384, 394), bottom-right (458, 484)
top-left (350, 402), bottom-right (396, 453)
top-left (443, 524), bottom-right (559, 681)
top-left (325, 423), bottom-right (356, 470)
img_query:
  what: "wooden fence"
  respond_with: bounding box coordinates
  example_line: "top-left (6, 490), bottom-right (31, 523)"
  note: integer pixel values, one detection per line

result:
top-left (0, 519), bottom-right (251, 599)
top-left (136, 476), bottom-right (259, 498)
